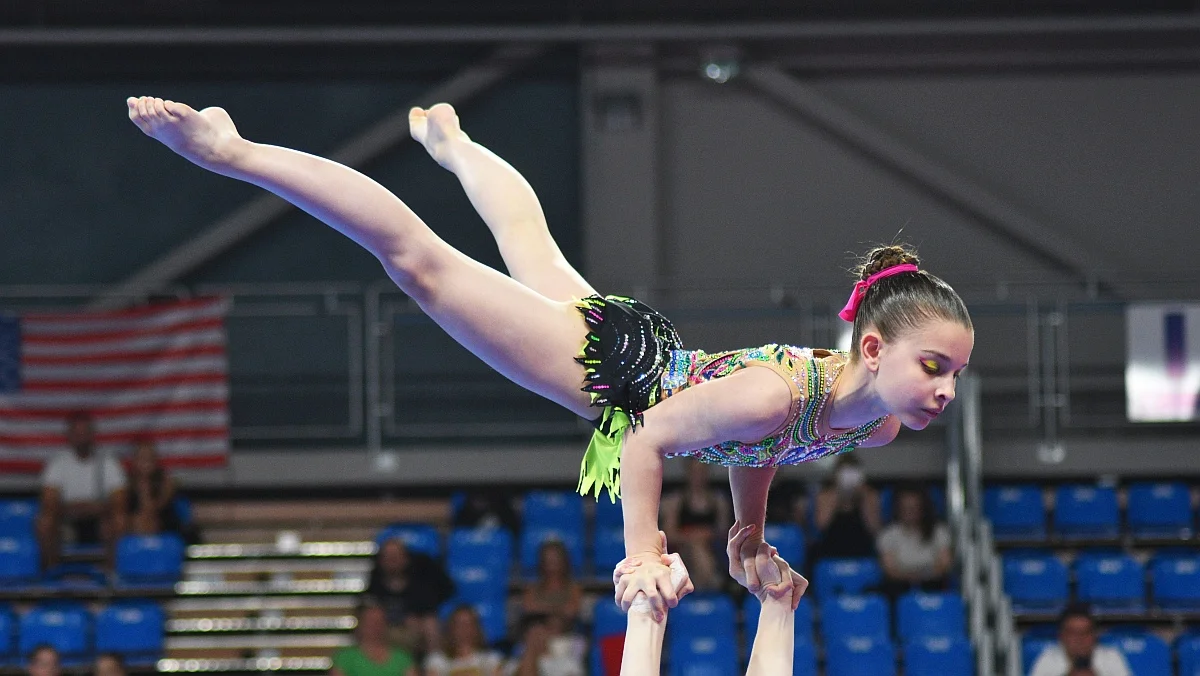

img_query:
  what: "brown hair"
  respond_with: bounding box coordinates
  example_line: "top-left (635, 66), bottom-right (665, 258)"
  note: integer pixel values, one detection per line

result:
top-left (848, 244), bottom-right (971, 359)
top-left (443, 604), bottom-right (486, 656)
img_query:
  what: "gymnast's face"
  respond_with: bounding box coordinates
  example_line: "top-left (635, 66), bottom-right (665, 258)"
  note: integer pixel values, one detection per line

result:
top-left (861, 318), bottom-right (973, 430)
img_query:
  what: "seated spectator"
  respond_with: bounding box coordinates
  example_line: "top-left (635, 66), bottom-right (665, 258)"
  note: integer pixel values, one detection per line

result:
top-left (453, 489), bottom-right (518, 533)
top-left (366, 537), bottom-right (455, 654)
top-left (810, 454), bottom-right (881, 565)
top-left (125, 439), bottom-right (181, 536)
top-left (876, 484), bottom-right (951, 599)
top-left (424, 605), bottom-right (504, 676)
top-left (27, 644), bottom-right (60, 676)
top-left (332, 602), bottom-right (418, 676)
top-left (93, 653), bottom-right (127, 676)
top-left (503, 614), bottom-right (584, 676)
top-left (520, 541), bottom-right (583, 630)
top-left (1030, 603), bottom-right (1131, 676)
top-left (35, 411), bottom-right (127, 568)
top-left (660, 458), bottom-right (731, 592)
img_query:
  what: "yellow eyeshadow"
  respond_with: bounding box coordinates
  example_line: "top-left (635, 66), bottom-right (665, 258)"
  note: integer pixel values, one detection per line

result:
top-left (922, 359), bottom-right (939, 370)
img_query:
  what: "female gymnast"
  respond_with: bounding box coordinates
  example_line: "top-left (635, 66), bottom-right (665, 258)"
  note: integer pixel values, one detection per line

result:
top-left (126, 97), bottom-right (973, 618)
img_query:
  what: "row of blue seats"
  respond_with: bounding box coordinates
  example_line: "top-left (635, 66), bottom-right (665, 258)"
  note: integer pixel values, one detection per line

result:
top-left (0, 533), bottom-right (185, 588)
top-left (1003, 552), bottom-right (1200, 613)
top-left (0, 601), bottom-right (164, 667)
top-left (1023, 629), bottom-right (1200, 675)
top-left (985, 482), bottom-right (1196, 540)
top-left (0, 499), bottom-right (193, 538)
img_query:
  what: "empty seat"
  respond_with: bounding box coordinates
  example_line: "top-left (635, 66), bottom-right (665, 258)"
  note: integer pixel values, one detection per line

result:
top-left (1003, 554), bottom-right (1069, 613)
top-left (593, 497), bottom-right (623, 531)
top-left (1100, 633), bottom-right (1170, 675)
top-left (1075, 554), bottom-right (1145, 612)
top-left (523, 491), bottom-right (584, 532)
top-left (897, 592), bottom-right (967, 641)
top-left (0, 606), bottom-right (15, 667)
top-left (115, 533), bottom-right (185, 585)
top-left (519, 527), bottom-right (584, 577)
top-left (592, 599), bottom-right (626, 640)
top-left (1151, 554), bottom-right (1200, 610)
top-left (447, 560), bottom-right (507, 604)
top-left (447, 527), bottom-right (512, 571)
top-left (670, 594), bottom-right (736, 637)
top-left (825, 635), bottom-right (896, 676)
top-left (1054, 485), bottom-right (1120, 539)
top-left (904, 636), bottom-right (973, 676)
top-left (19, 604), bottom-right (92, 665)
top-left (592, 527), bottom-right (625, 576)
top-left (820, 594), bottom-right (890, 642)
top-left (0, 500), bottom-right (36, 537)
top-left (743, 595), bottom-right (814, 645)
top-left (0, 535), bottom-right (39, 585)
top-left (984, 485), bottom-right (1046, 540)
top-left (1127, 482), bottom-right (1193, 538)
top-left (375, 523), bottom-right (441, 558)
top-left (1178, 634), bottom-right (1200, 676)
top-left (668, 633), bottom-right (738, 676)
top-left (814, 558), bottom-right (882, 601)
top-left (95, 602), bottom-right (165, 665)
top-left (763, 523), bottom-right (805, 571)
top-left (792, 639), bottom-right (818, 676)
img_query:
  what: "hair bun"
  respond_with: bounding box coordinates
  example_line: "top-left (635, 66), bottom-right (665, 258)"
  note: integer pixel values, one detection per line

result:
top-left (856, 244), bottom-right (921, 281)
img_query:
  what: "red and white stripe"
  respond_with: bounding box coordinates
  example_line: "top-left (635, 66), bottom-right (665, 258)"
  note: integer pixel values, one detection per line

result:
top-left (0, 297), bottom-right (231, 473)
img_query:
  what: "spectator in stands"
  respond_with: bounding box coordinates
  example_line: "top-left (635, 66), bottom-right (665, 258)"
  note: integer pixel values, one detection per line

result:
top-left (332, 602), bottom-right (418, 676)
top-left (875, 484), bottom-right (952, 599)
top-left (1030, 603), bottom-right (1131, 676)
top-left (503, 614), bottom-right (585, 676)
top-left (366, 537), bottom-right (455, 654)
top-left (809, 454), bottom-right (881, 564)
top-left (424, 604), bottom-right (504, 676)
top-left (35, 411), bottom-right (127, 568)
top-left (25, 644), bottom-right (59, 676)
top-left (660, 458), bottom-right (731, 592)
top-left (125, 439), bottom-right (181, 536)
top-left (519, 541), bottom-right (583, 630)
top-left (453, 489), bottom-right (519, 533)
top-left (92, 653), bottom-right (127, 676)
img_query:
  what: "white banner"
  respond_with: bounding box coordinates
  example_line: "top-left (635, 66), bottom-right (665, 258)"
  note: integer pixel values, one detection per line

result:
top-left (1126, 304), bottom-right (1200, 422)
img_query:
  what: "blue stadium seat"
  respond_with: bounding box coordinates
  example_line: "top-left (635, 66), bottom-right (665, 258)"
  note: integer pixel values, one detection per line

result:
top-left (1151, 554), bottom-right (1200, 610)
top-left (0, 535), bottom-right (39, 585)
top-left (1128, 482), bottom-right (1193, 538)
top-left (0, 500), bottom-right (36, 537)
top-left (1054, 485), bottom-right (1120, 539)
top-left (825, 635), bottom-right (896, 676)
top-left (792, 639), bottom-right (818, 676)
top-left (904, 636), bottom-right (972, 676)
top-left (984, 485), bottom-right (1046, 540)
top-left (44, 563), bottom-right (107, 591)
top-left (1100, 633), bottom-right (1170, 675)
top-left (1075, 553), bottom-right (1145, 612)
top-left (670, 594), bottom-right (736, 636)
top-left (19, 604), bottom-right (92, 665)
top-left (929, 485), bottom-right (946, 519)
top-left (592, 527), bottom-right (625, 577)
top-left (1178, 634), bottom-right (1200, 676)
top-left (0, 606), bottom-right (15, 667)
top-left (592, 599), bottom-right (626, 639)
top-left (523, 491), bottom-right (584, 532)
top-left (115, 533), bottom-right (185, 585)
top-left (375, 523), bottom-right (441, 558)
top-left (815, 558), bottom-right (883, 601)
top-left (593, 497), bottom-right (623, 531)
top-left (880, 486), bottom-right (894, 523)
top-left (1023, 636), bottom-right (1057, 674)
top-left (743, 595), bottom-right (814, 646)
top-left (519, 527), bottom-right (584, 578)
top-left (447, 527), bottom-right (513, 572)
top-left (897, 592), bottom-right (967, 641)
top-left (820, 594), bottom-right (890, 642)
top-left (447, 560), bottom-right (507, 604)
top-left (95, 602), bottom-right (165, 665)
top-left (172, 497), bottom-right (194, 527)
top-left (668, 634), bottom-right (738, 676)
top-left (763, 523), bottom-right (805, 571)
top-left (1003, 554), bottom-right (1069, 613)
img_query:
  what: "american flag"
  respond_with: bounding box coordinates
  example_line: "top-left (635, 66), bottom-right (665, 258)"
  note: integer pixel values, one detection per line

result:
top-left (0, 297), bottom-right (231, 472)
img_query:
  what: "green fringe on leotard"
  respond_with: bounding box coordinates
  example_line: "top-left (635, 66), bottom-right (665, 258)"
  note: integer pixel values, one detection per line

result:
top-left (577, 405), bottom-right (630, 504)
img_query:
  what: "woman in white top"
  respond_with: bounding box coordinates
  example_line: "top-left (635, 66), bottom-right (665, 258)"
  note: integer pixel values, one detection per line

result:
top-left (424, 605), bottom-right (504, 676)
top-left (876, 485), bottom-right (952, 599)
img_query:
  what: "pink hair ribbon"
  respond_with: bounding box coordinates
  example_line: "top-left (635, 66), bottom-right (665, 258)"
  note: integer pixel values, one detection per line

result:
top-left (838, 263), bottom-right (920, 322)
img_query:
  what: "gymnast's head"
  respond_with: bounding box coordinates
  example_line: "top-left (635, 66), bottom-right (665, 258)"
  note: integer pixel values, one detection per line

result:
top-left (845, 243), bottom-right (973, 430)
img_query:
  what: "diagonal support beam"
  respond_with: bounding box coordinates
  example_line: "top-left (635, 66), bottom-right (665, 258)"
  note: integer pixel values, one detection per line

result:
top-left (741, 64), bottom-right (1127, 298)
top-left (92, 43), bottom-right (544, 310)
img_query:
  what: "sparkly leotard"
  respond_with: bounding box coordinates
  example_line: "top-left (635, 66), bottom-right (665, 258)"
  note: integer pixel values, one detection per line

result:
top-left (659, 345), bottom-right (890, 467)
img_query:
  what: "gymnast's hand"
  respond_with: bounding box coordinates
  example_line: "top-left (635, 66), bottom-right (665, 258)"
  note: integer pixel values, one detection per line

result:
top-left (749, 542), bottom-right (806, 605)
top-left (727, 520), bottom-right (808, 610)
top-left (612, 531), bottom-right (694, 622)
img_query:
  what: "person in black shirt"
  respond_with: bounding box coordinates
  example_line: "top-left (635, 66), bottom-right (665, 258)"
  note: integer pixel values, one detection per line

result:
top-left (365, 537), bottom-right (455, 654)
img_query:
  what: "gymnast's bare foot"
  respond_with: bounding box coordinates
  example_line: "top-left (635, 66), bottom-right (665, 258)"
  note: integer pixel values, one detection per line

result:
top-left (126, 96), bottom-right (246, 172)
top-left (409, 103), bottom-right (471, 171)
